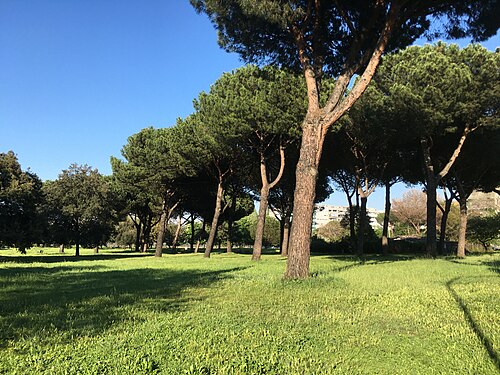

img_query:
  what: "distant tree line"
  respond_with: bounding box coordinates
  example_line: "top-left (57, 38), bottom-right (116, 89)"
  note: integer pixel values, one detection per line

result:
top-left (1, 44), bottom-right (499, 262)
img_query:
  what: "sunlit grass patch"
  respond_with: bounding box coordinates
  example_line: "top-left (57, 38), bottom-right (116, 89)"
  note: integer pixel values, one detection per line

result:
top-left (0, 250), bottom-right (498, 374)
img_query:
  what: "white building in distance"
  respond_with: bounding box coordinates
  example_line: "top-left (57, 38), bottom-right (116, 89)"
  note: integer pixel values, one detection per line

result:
top-left (313, 204), bottom-right (383, 229)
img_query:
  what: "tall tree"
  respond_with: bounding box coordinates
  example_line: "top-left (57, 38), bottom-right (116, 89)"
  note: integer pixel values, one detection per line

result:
top-left (192, 0), bottom-right (499, 277)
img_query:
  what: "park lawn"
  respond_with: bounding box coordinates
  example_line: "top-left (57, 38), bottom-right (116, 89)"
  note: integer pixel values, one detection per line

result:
top-left (0, 248), bottom-right (498, 374)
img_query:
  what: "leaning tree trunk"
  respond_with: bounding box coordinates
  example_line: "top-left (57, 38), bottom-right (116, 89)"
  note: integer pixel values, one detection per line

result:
top-left (285, 119), bottom-right (323, 279)
top-left (172, 214), bottom-right (182, 250)
top-left (205, 179), bottom-right (224, 258)
top-left (195, 220), bottom-right (205, 254)
top-left (357, 196), bottom-right (368, 256)
top-left (381, 183), bottom-right (391, 255)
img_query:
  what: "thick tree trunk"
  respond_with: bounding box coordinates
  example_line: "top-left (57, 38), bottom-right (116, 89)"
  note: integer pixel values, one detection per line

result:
top-left (457, 198), bottom-right (468, 258)
top-left (172, 214), bottom-right (182, 250)
top-left (382, 183), bottom-right (391, 255)
top-left (357, 196), bottom-right (367, 256)
top-left (253, 187), bottom-right (270, 261)
top-left (281, 214), bottom-right (291, 257)
top-left (155, 201), bottom-right (168, 257)
top-left (205, 180), bottom-right (224, 258)
top-left (59, 244), bottom-right (65, 254)
top-left (285, 120), bottom-right (323, 279)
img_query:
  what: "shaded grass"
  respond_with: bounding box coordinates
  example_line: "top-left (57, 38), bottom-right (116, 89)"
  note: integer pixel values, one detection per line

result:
top-left (0, 249), bottom-right (498, 374)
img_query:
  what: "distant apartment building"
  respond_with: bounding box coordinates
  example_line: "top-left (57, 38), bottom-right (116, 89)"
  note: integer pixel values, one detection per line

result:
top-left (313, 204), bottom-right (383, 229)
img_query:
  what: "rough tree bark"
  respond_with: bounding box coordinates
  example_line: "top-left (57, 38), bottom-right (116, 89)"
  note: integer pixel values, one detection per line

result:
top-left (357, 196), bottom-right (368, 256)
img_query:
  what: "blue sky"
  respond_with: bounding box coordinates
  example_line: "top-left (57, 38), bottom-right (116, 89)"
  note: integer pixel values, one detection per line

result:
top-left (1, 1), bottom-right (498, 210)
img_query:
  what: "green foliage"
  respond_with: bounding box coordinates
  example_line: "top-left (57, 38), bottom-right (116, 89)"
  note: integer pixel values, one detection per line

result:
top-left (315, 220), bottom-right (348, 243)
top-left (234, 212), bottom-right (281, 247)
top-left (0, 151), bottom-right (43, 252)
top-left (467, 212), bottom-right (500, 249)
top-left (44, 164), bottom-right (116, 249)
top-left (0, 250), bottom-right (498, 373)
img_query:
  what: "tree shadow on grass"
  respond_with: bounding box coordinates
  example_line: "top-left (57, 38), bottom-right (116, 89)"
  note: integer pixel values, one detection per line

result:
top-left (444, 257), bottom-right (500, 275)
top-left (446, 277), bottom-right (500, 371)
top-left (0, 265), bottom-right (247, 348)
top-left (0, 253), bottom-right (152, 264)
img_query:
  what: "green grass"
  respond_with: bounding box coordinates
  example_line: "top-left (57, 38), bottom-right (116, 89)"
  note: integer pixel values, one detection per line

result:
top-left (0, 248), bottom-right (498, 374)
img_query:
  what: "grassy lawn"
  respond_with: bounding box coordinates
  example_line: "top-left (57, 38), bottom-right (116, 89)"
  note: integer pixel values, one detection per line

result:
top-left (0, 248), bottom-right (498, 374)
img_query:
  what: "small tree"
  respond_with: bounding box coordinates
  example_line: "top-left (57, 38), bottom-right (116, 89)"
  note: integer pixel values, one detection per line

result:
top-left (391, 190), bottom-right (427, 236)
top-left (45, 164), bottom-right (114, 256)
top-left (467, 212), bottom-right (500, 250)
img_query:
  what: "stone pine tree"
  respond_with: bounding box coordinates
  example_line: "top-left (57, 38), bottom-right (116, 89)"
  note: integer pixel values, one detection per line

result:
top-left (372, 43), bottom-right (499, 256)
top-left (192, 0), bottom-right (499, 278)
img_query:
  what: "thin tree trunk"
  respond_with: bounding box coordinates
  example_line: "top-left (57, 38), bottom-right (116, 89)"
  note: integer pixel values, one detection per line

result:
top-left (172, 214), bottom-right (182, 250)
top-left (189, 213), bottom-right (195, 252)
top-left (75, 217), bottom-right (80, 257)
top-left (281, 214), bottom-right (291, 257)
top-left (438, 197), bottom-right (452, 255)
top-left (134, 221), bottom-right (142, 252)
top-left (205, 179), bottom-right (224, 258)
top-left (382, 183), bottom-right (391, 255)
top-left (347, 196), bottom-right (356, 251)
top-left (252, 187), bottom-right (269, 261)
top-left (457, 198), bottom-right (468, 258)
top-left (285, 120), bottom-right (323, 279)
top-left (253, 147), bottom-right (285, 260)
top-left (357, 196), bottom-right (367, 256)
top-left (155, 201), bottom-right (168, 257)
top-left (421, 138), bottom-right (437, 257)
top-left (94, 246), bottom-right (99, 254)
top-left (59, 244), bottom-right (65, 254)
top-left (195, 220), bottom-right (205, 254)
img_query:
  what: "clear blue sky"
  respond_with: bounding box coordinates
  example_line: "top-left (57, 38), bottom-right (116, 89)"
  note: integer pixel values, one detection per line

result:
top-left (1, 1), bottom-right (498, 210)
